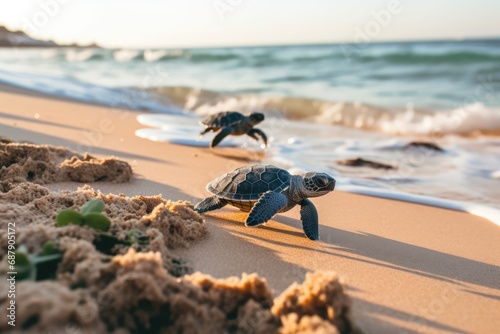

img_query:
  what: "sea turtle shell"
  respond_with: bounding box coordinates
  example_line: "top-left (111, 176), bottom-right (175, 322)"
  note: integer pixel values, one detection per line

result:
top-left (201, 111), bottom-right (245, 128)
top-left (207, 165), bottom-right (291, 211)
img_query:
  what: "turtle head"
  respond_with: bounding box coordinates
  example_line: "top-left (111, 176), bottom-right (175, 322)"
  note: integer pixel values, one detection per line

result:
top-left (301, 172), bottom-right (336, 197)
top-left (249, 113), bottom-right (265, 125)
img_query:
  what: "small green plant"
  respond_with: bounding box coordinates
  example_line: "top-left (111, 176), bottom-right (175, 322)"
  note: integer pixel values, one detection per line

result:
top-left (57, 199), bottom-right (111, 231)
top-left (125, 228), bottom-right (149, 246)
top-left (15, 241), bottom-right (62, 281)
top-left (93, 228), bottom-right (149, 254)
top-left (170, 257), bottom-right (191, 277)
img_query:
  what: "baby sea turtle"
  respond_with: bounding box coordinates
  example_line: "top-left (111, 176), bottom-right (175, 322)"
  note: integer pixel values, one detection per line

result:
top-left (199, 111), bottom-right (267, 148)
top-left (194, 165), bottom-right (335, 240)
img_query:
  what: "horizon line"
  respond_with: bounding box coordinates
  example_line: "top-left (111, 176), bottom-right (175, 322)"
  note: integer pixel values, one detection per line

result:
top-left (100, 35), bottom-right (500, 50)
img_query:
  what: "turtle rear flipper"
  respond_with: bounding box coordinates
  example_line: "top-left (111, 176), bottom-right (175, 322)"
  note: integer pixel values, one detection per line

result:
top-left (300, 199), bottom-right (319, 240)
top-left (211, 126), bottom-right (233, 148)
top-left (194, 196), bottom-right (227, 213)
top-left (246, 191), bottom-right (287, 226)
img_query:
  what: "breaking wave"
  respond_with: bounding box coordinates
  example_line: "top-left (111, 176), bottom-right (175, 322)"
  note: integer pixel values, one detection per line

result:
top-left (30, 42), bottom-right (500, 68)
top-left (356, 51), bottom-right (500, 64)
top-left (37, 48), bottom-right (244, 63)
top-left (150, 86), bottom-right (500, 137)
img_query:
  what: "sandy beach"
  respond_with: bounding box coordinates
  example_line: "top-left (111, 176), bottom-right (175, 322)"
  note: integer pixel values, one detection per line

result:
top-left (1, 85), bottom-right (499, 333)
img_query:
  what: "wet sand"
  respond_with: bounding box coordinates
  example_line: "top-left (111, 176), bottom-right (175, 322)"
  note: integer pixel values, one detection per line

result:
top-left (0, 85), bottom-right (499, 333)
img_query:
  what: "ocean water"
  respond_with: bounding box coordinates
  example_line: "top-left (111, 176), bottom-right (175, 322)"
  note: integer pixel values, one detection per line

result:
top-left (1, 40), bottom-right (499, 218)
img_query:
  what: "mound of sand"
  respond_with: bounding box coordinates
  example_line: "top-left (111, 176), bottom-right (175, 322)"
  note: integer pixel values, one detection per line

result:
top-left (0, 140), bottom-right (132, 184)
top-left (0, 183), bottom-right (205, 275)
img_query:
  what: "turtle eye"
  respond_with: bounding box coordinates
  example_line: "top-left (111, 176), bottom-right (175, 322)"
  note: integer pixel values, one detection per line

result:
top-left (316, 177), bottom-right (328, 187)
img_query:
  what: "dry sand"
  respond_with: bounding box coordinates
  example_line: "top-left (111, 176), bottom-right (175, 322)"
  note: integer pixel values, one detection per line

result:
top-left (0, 85), bottom-right (499, 333)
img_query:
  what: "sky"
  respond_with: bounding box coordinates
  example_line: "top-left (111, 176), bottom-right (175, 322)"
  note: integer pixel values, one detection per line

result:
top-left (0, 0), bottom-right (499, 48)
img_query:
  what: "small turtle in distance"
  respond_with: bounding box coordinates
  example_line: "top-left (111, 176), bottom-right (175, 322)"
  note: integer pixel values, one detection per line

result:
top-left (194, 165), bottom-right (336, 240)
top-left (199, 111), bottom-right (268, 148)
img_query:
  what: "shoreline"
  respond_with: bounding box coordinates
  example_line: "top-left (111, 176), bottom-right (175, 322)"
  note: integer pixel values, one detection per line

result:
top-left (3, 61), bottom-right (499, 210)
top-left (4, 81), bottom-right (500, 226)
top-left (338, 185), bottom-right (500, 227)
top-left (1, 84), bottom-right (499, 333)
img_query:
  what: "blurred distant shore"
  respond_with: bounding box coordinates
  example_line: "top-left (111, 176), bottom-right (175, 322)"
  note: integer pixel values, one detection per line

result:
top-left (0, 25), bottom-right (99, 48)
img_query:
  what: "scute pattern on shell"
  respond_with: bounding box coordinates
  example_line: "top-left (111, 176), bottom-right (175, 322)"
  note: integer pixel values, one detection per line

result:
top-left (208, 165), bottom-right (291, 201)
top-left (201, 111), bottom-right (245, 128)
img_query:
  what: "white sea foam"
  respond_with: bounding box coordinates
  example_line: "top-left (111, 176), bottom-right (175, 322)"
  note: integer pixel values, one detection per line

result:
top-left (113, 49), bottom-right (142, 62)
top-left (338, 184), bottom-right (500, 227)
top-left (65, 49), bottom-right (97, 62)
top-left (378, 103), bottom-right (500, 136)
top-left (0, 69), bottom-right (173, 113)
top-left (143, 49), bottom-right (184, 62)
top-left (136, 114), bottom-right (242, 147)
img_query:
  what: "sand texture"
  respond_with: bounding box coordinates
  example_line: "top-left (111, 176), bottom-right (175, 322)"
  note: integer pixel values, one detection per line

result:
top-left (0, 86), bottom-right (499, 333)
top-left (0, 139), bottom-right (132, 184)
top-left (0, 181), bottom-right (206, 275)
top-left (0, 185), bottom-right (357, 333)
top-left (0, 138), bottom-right (357, 333)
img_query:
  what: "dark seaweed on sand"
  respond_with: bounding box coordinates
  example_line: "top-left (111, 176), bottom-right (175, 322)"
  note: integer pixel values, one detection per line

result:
top-left (338, 158), bottom-right (395, 170)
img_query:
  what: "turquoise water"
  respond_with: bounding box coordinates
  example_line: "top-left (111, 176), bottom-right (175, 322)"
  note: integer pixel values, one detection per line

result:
top-left (0, 39), bottom-right (499, 211)
top-left (2, 39), bottom-right (500, 110)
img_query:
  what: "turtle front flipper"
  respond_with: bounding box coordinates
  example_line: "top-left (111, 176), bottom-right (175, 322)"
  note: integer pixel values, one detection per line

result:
top-left (211, 126), bottom-right (233, 148)
top-left (246, 191), bottom-right (287, 227)
top-left (194, 196), bottom-right (227, 213)
top-left (248, 128), bottom-right (268, 147)
top-left (299, 199), bottom-right (319, 240)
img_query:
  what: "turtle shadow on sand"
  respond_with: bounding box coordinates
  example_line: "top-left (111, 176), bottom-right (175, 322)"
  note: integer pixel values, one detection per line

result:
top-left (213, 210), bottom-right (500, 291)
top-left (209, 146), bottom-right (267, 161)
top-left (184, 211), bottom-right (472, 334)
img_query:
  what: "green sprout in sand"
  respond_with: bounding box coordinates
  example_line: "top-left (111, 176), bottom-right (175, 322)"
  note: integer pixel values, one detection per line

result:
top-left (15, 241), bottom-right (62, 281)
top-left (56, 199), bottom-right (111, 231)
top-left (56, 199), bottom-right (150, 254)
